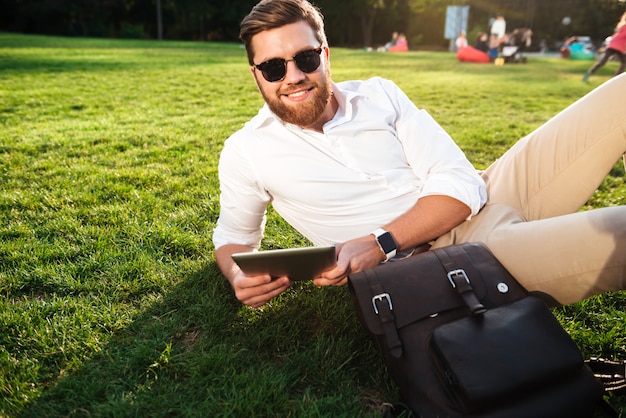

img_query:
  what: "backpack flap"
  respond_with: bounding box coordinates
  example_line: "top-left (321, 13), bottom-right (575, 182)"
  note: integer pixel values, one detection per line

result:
top-left (348, 243), bottom-right (526, 339)
top-left (348, 250), bottom-right (465, 337)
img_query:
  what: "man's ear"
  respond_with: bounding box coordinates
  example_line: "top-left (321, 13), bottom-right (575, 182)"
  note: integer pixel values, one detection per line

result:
top-left (323, 46), bottom-right (331, 70)
top-left (250, 67), bottom-right (262, 92)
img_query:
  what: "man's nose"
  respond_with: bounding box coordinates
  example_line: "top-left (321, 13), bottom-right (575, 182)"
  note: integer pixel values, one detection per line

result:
top-left (283, 59), bottom-right (307, 83)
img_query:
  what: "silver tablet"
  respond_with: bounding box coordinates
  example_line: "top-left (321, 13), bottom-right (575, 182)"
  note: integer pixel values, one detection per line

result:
top-left (231, 246), bottom-right (336, 281)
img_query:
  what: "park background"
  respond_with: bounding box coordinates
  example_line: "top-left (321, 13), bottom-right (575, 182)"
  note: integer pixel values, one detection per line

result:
top-left (2, 0), bottom-right (626, 51)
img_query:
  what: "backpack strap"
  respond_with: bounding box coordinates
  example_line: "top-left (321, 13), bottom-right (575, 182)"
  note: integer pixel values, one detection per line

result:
top-left (433, 245), bottom-right (487, 315)
top-left (585, 357), bottom-right (626, 394)
top-left (585, 357), bottom-right (626, 418)
top-left (364, 270), bottom-right (403, 358)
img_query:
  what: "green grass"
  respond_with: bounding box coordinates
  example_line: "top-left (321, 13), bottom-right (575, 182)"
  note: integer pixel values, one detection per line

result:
top-left (1, 32), bottom-right (625, 417)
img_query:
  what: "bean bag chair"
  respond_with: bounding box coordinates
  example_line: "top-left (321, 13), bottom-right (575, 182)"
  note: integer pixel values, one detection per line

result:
top-left (569, 43), bottom-right (594, 60)
top-left (457, 46), bottom-right (491, 63)
top-left (570, 51), bottom-right (594, 60)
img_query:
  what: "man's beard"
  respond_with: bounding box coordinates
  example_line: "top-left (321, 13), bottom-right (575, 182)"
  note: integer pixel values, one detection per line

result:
top-left (260, 67), bottom-right (332, 128)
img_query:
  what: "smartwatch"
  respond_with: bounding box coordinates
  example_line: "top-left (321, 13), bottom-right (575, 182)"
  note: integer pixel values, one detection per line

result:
top-left (371, 228), bottom-right (397, 262)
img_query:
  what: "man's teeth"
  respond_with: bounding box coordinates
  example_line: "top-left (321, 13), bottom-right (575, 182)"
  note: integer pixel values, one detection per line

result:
top-left (288, 90), bottom-right (307, 98)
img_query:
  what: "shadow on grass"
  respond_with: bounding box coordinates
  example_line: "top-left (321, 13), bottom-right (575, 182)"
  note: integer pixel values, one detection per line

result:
top-left (19, 262), bottom-right (392, 417)
top-left (0, 55), bottom-right (140, 74)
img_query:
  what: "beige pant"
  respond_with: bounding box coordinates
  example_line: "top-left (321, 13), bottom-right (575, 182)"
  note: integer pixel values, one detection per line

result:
top-left (433, 73), bottom-right (626, 306)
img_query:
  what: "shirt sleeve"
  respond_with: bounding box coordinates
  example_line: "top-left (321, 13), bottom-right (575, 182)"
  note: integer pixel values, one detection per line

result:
top-left (383, 78), bottom-right (487, 216)
top-left (212, 134), bottom-right (270, 250)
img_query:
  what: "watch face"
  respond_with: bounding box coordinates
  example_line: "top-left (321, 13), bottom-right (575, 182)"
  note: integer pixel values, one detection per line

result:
top-left (378, 232), bottom-right (397, 253)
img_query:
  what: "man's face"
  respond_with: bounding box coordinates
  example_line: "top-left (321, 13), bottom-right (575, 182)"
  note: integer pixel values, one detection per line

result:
top-left (250, 21), bottom-right (332, 129)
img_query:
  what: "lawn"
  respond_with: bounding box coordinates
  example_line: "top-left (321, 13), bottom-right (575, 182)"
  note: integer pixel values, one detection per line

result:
top-left (0, 32), bottom-right (624, 417)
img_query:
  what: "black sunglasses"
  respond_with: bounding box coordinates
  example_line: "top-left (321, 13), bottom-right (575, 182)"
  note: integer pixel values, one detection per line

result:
top-left (253, 47), bottom-right (323, 82)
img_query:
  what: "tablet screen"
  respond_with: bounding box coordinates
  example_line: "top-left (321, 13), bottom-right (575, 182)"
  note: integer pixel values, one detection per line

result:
top-left (231, 246), bottom-right (336, 281)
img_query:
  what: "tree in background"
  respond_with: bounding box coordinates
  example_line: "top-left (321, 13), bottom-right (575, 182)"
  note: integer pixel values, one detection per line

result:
top-left (0, 0), bottom-right (624, 50)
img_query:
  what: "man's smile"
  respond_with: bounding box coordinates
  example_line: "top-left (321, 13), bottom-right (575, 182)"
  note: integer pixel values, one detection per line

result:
top-left (282, 86), bottom-right (314, 101)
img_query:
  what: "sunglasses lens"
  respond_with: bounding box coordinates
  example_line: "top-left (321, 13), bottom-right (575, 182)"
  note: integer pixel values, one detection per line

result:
top-left (294, 49), bottom-right (321, 73)
top-left (259, 59), bottom-right (286, 82)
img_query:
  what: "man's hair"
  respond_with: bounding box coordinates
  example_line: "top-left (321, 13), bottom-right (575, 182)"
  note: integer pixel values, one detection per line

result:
top-left (240, 0), bottom-right (327, 65)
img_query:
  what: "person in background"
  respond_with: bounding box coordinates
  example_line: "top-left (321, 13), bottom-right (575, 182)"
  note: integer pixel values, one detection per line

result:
top-left (214, 0), bottom-right (625, 309)
top-left (490, 14), bottom-right (506, 41)
top-left (474, 32), bottom-right (489, 53)
top-left (488, 33), bottom-right (501, 59)
top-left (383, 31), bottom-right (398, 51)
top-left (488, 14), bottom-right (507, 58)
top-left (560, 36), bottom-right (578, 59)
top-left (455, 30), bottom-right (468, 51)
top-left (583, 11), bottom-right (626, 82)
top-left (388, 32), bottom-right (408, 52)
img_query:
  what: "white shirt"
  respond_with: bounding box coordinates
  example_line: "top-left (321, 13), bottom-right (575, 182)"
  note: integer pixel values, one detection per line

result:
top-left (491, 18), bottom-right (506, 39)
top-left (213, 77), bottom-right (486, 250)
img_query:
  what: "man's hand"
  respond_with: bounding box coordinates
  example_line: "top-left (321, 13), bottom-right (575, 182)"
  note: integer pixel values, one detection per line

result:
top-left (230, 271), bottom-right (292, 308)
top-left (313, 234), bottom-right (383, 287)
top-left (313, 196), bottom-right (471, 287)
top-left (215, 244), bottom-right (292, 308)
